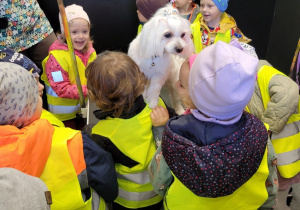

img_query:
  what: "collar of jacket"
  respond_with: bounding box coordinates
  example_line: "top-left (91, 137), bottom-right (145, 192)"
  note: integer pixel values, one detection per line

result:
top-left (93, 95), bottom-right (146, 120)
top-left (200, 12), bottom-right (236, 33)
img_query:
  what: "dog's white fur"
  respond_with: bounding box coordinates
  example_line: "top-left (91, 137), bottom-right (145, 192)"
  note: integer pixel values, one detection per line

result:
top-left (128, 4), bottom-right (194, 114)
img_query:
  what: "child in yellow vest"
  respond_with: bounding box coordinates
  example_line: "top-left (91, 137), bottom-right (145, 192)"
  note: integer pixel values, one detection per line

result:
top-left (149, 41), bottom-right (278, 209)
top-left (191, 0), bottom-right (250, 53)
top-left (0, 62), bottom-right (118, 210)
top-left (171, 0), bottom-right (200, 23)
top-left (41, 4), bottom-right (97, 130)
top-left (246, 58), bottom-right (300, 210)
top-left (86, 51), bottom-right (168, 210)
top-left (0, 48), bottom-right (65, 127)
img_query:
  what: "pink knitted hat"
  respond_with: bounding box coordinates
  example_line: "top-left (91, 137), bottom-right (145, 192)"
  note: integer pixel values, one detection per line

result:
top-left (59, 4), bottom-right (90, 34)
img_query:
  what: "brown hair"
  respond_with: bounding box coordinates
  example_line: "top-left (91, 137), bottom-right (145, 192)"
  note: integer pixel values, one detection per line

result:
top-left (86, 51), bottom-right (147, 117)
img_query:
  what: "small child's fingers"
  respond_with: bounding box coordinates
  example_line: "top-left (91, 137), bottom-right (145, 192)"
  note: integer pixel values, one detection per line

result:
top-left (156, 106), bottom-right (169, 118)
top-left (151, 108), bottom-right (161, 122)
top-left (151, 107), bottom-right (160, 118)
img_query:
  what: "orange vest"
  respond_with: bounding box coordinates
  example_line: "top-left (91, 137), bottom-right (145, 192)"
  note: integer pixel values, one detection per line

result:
top-left (0, 118), bottom-right (85, 177)
top-left (0, 119), bottom-right (53, 176)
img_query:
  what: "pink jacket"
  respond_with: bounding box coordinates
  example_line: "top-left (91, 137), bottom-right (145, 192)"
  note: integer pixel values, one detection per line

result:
top-left (45, 40), bottom-right (95, 99)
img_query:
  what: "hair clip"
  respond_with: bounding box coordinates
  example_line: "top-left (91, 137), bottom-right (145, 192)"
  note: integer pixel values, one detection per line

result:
top-left (163, 8), bottom-right (178, 17)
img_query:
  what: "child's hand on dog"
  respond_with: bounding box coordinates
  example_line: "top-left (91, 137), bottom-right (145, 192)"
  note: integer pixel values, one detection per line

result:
top-left (151, 106), bottom-right (169, 127)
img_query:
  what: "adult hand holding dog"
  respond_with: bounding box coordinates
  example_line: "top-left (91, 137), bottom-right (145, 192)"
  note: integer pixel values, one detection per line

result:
top-left (151, 106), bottom-right (169, 127)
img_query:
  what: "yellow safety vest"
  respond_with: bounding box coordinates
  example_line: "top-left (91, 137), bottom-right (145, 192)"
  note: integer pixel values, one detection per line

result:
top-left (191, 13), bottom-right (231, 53)
top-left (41, 50), bottom-right (96, 121)
top-left (137, 24), bottom-right (143, 35)
top-left (41, 109), bottom-right (65, 127)
top-left (164, 149), bottom-right (269, 210)
top-left (92, 99), bottom-right (165, 209)
top-left (255, 65), bottom-right (300, 178)
top-left (40, 127), bottom-right (106, 210)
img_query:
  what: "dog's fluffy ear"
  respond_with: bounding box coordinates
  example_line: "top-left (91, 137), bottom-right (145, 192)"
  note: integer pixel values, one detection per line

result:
top-left (140, 17), bottom-right (168, 59)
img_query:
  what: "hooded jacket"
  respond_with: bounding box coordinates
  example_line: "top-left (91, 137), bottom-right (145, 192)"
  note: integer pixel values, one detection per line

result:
top-left (149, 112), bottom-right (277, 209)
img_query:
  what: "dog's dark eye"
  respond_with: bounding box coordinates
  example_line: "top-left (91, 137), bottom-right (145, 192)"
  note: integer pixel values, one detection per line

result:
top-left (181, 33), bottom-right (186, 38)
top-left (164, 33), bottom-right (172, 38)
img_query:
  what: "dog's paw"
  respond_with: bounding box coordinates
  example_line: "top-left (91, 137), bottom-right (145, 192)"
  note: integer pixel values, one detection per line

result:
top-left (147, 98), bottom-right (159, 109)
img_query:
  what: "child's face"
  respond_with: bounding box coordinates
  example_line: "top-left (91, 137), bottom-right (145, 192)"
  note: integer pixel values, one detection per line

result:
top-left (175, 59), bottom-right (193, 108)
top-left (174, 0), bottom-right (192, 8)
top-left (69, 18), bottom-right (90, 51)
top-left (35, 77), bottom-right (44, 97)
top-left (200, 0), bottom-right (222, 27)
top-left (29, 95), bottom-right (43, 124)
top-left (137, 10), bottom-right (148, 23)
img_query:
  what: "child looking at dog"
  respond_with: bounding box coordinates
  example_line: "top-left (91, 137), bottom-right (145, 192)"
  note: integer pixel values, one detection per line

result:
top-left (0, 48), bottom-right (65, 127)
top-left (41, 4), bottom-right (97, 130)
top-left (172, 0), bottom-right (200, 23)
top-left (86, 51), bottom-right (166, 210)
top-left (136, 0), bottom-right (170, 34)
top-left (0, 62), bottom-right (118, 209)
top-left (149, 41), bottom-right (278, 209)
top-left (191, 0), bottom-right (250, 53)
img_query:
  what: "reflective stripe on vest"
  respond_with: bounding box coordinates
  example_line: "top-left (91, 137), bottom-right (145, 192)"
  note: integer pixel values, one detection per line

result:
top-left (257, 65), bottom-right (300, 178)
top-left (164, 149), bottom-right (269, 210)
top-left (191, 15), bottom-right (231, 53)
top-left (92, 98), bottom-right (166, 208)
top-left (41, 50), bottom-right (96, 121)
top-left (116, 170), bottom-right (150, 185)
top-left (41, 109), bottom-right (65, 127)
top-left (40, 127), bottom-right (106, 210)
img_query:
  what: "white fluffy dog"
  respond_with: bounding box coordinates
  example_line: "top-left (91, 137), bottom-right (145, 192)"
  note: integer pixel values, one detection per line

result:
top-left (128, 4), bottom-right (194, 114)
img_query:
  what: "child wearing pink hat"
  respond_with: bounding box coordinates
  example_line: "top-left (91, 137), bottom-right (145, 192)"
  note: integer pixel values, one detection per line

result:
top-left (41, 4), bottom-right (97, 129)
top-left (191, 0), bottom-right (250, 53)
top-left (149, 41), bottom-right (277, 209)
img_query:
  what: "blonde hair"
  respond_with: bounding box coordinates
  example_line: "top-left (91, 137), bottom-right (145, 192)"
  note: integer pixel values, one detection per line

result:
top-left (86, 51), bottom-right (147, 117)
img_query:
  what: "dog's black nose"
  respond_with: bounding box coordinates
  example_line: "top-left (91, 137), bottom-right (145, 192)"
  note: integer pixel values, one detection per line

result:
top-left (175, 48), bottom-right (183, 53)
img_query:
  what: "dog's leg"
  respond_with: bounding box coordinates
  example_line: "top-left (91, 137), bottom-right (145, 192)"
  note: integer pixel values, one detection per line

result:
top-left (146, 76), bottom-right (165, 109)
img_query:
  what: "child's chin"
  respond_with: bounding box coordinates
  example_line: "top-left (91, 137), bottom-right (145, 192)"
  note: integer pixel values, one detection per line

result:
top-left (74, 46), bottom-right (85, 51)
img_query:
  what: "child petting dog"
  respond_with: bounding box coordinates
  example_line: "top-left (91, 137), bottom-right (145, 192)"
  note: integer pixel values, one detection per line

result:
top-left (191, 0), bottom-right (250, 53)
top-left (149, 41), bottom-right (278, 209)
top-left (86, 51), bottom-right (169, 210)
top-left (41, 4), bottom-right (97, 130)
